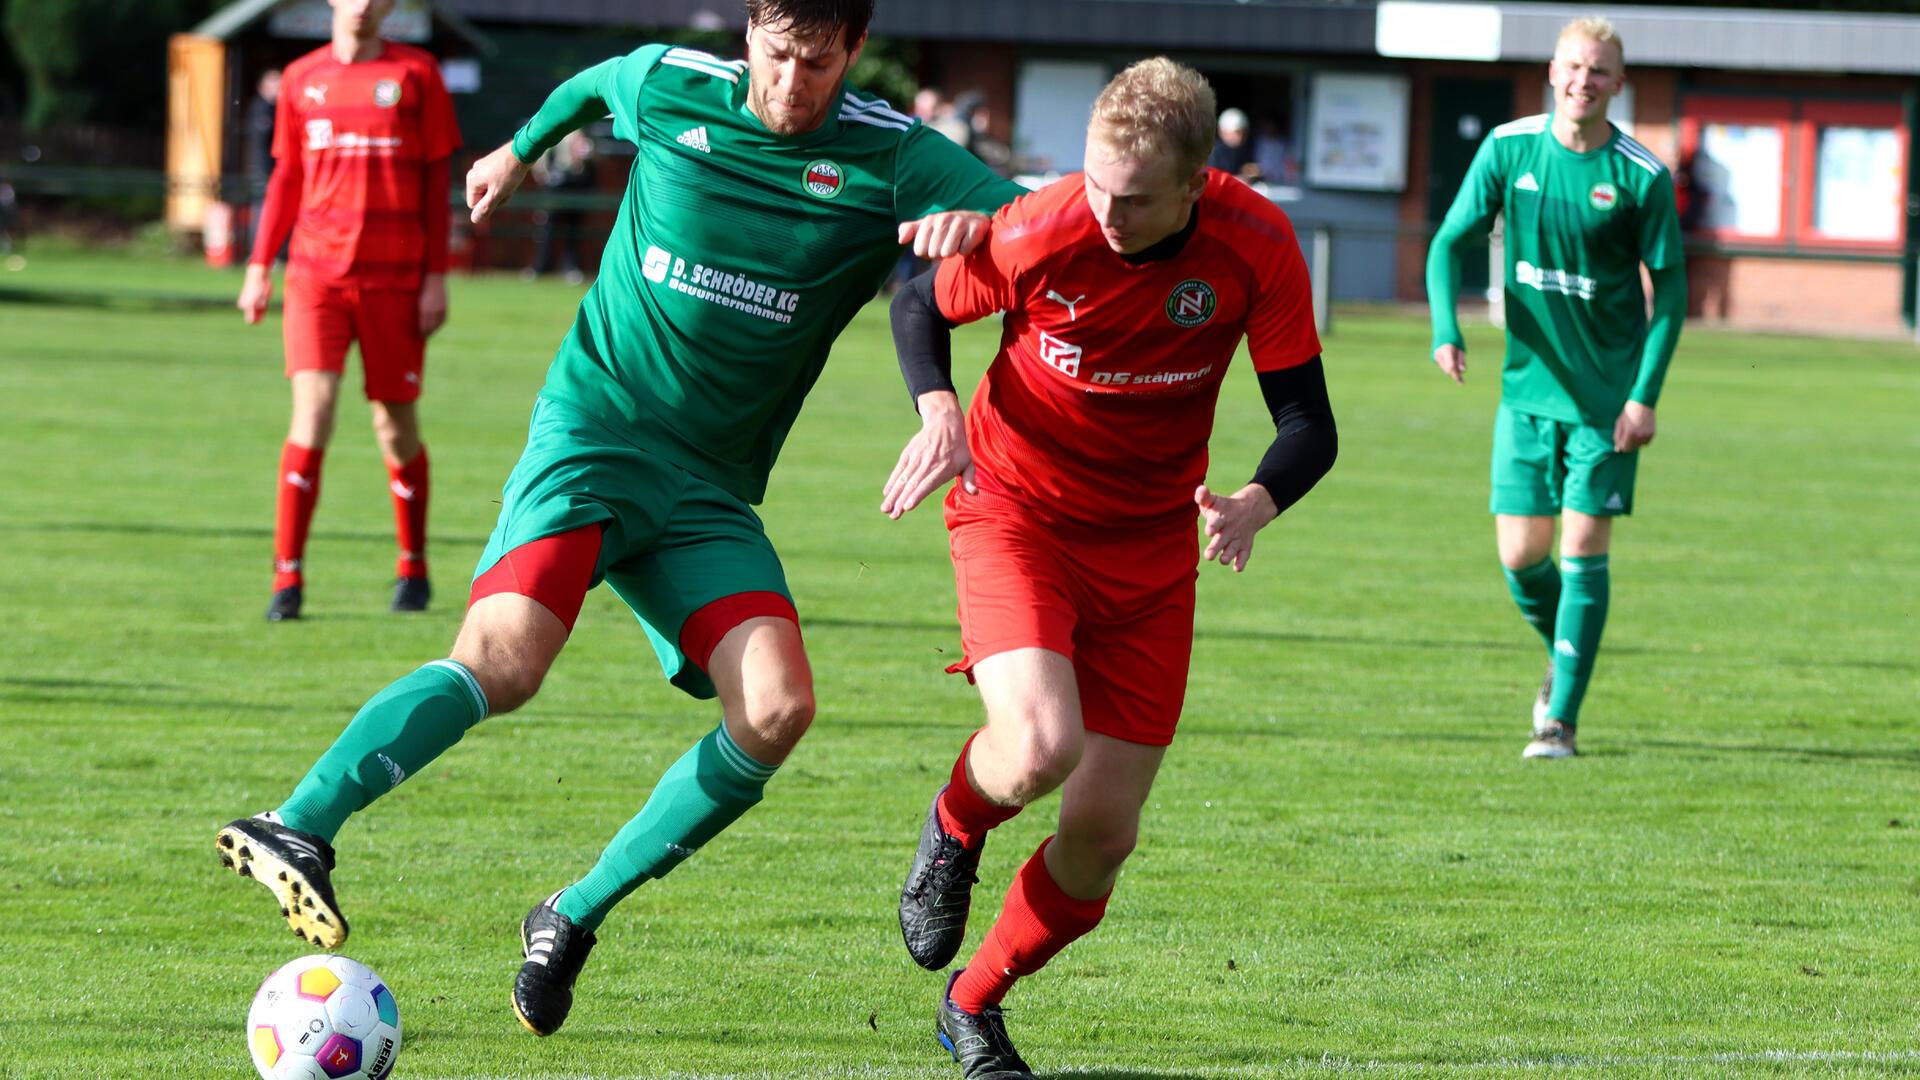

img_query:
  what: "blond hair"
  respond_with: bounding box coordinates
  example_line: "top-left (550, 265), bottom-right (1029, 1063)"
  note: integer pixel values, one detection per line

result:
top-left (1089, 58), bottom-right (1217, 179)
top-left (1557, 16), bottom-right (1624, 65)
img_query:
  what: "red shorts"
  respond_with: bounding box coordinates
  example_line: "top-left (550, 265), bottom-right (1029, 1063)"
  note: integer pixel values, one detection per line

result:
top-left (944, 489), bottom-right (1197, 746)
top-left (283, 272), bottom-right (425, 402)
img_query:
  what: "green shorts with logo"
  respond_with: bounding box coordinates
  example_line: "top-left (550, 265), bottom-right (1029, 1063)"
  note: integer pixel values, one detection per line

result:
top-left (473, 396), bottom-right (792, 700)
top-left (1489, 404), bottom-right (1638, 517)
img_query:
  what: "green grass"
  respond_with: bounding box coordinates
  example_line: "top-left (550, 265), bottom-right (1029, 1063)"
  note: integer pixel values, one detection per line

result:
top-left (2, 246), bottom-right (1918, 1079)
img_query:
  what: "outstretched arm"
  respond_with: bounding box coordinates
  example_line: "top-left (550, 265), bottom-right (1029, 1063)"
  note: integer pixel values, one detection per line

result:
top-left (472, 50), bottom-right (657, 222)
top-left (881, 270), bottom-right (974, 517)
top-left (1197, 357), bottom-right (1338, 572)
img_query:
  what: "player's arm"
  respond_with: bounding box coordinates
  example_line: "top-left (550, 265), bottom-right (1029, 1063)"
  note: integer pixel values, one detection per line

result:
top-left (468, 46), bottom-right (662, 223)
top-left (418, 61), bottom-right (461, 337)
top-left (1425, 137), bottom-right (1507, 382)
top-left (1617, 176), bottom-right (1689, 452)
top-left (1197, 358), bottom-right (1338, 572)
top-left (893, 124), bottom-right (1027, 259)
top-left (239, 86), bottom-right (303, 325)
top-left (881, 269), bottom-right (980, 518)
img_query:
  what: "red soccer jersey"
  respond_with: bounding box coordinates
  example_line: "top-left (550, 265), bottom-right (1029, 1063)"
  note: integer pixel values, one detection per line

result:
top-left (274, 42), bottom-right (461, 288)
top-left (935, 169), bottom-right (1321, 531)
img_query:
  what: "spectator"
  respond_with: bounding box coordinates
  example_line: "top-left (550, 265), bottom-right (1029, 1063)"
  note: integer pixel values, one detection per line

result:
top-left (528, 130), bottom-right (596, 284)
top-left (1252, 115), bottom-right (1295, 186)
top-left (243, 69), bottom-right (283, 259)
top-left (1208, 107), bottom-right (1256, 179)
top-left (962, 97), bottom-right (1013, 178)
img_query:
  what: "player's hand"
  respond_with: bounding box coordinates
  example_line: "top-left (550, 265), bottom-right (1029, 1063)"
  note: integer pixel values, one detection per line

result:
top-left (418, 274), bottom-right (448, 338)
top-left (897, 211), bottom-right (989, 259)
top-left (238, 263), bottom-right (273, 325)
top-left (1195, 483), bottom-right (1278, 573)
top-left (1433, 343), bottom-right (1467, 384)
top-left (1614, 400), bottom-right (1656, 452)
top-left (882, 390), bottom-right (975, 518)
top-left (466, 141), bottom-right (532, 224)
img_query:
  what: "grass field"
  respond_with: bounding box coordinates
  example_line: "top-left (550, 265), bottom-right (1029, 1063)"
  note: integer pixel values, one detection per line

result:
top-left (2, 245), bottom-right (1918, 1079)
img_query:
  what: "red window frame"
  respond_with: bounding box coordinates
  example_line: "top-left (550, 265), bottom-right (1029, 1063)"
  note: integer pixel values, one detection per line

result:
top-left (1794, 100), bottom-right (1908, 253)
top-left (1679, 95), bottom-right (1793, 246)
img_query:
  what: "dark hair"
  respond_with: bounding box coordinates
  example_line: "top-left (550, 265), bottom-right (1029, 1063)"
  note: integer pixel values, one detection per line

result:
top-left (745, 0), bottom-right (874, 47)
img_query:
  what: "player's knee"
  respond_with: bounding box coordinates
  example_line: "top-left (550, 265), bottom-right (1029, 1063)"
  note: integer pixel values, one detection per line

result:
top-left (1081, 826), bottom-right (1138, 875)
top-left (1002, 725), bottom-right (1082, 802)
top-left (742, 685), bottom-right (814, 753)
top-left (465, 661), bottom-right (544, 715)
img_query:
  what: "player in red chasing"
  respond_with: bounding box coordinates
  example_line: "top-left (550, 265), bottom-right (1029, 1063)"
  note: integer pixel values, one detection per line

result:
top-left (883, 58), bottom-right (1339, 1080)
top-left (238, 0), bottom-right (461, 620)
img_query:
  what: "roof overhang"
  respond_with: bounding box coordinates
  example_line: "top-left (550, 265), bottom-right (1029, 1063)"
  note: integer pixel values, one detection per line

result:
top-left (1378, 1), bottom-right (1920, 76)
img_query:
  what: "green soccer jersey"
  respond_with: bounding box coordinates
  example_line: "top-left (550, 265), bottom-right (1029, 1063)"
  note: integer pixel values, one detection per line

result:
top-left (511, 45), bottom-right (1025, 503)
top-left (1431, 114), bottom-right (1685, 426)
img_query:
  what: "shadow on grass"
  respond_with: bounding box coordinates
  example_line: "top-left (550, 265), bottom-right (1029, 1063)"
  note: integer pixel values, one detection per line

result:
top-left (0, 284), bottom-right (235, 312)
top-left (1630, 738), bottom-right (1920, 766)
top-left (3, 519), bottom-right (488, 548)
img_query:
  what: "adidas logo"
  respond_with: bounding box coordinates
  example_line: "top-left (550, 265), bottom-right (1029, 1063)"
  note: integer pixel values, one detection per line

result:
top-left (1555, 639), bottom-right (1580, 659)
top-left (1605, 492), bottom-right (1625, 511)
top-left (377, 753), bottom-right (407, 788)
top-left (1515, 172), bottom-right (1540, 192)
top-left (676, 126), bottom-right (711, 153)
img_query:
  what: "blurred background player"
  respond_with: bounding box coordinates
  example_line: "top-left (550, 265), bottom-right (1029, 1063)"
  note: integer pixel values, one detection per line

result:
top-left (1206, 105), bottom-right (1256, 180)
top-left (237, 0), bottom-right (461, 621)
top-left (883, 58), bottom-right (1337, 1079)
top-left (241, 68), bottom-right (281, 259)
top-left (525, 129), bottom-right (595, 284)
top-left (1426, 16), bottom-right (1685, 759)
top-left (216, 0), bottom-right (1024, 1041)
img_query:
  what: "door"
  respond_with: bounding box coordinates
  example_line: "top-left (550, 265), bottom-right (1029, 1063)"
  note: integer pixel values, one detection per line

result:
top-left (1428, 78), bottom-right (1515, 296)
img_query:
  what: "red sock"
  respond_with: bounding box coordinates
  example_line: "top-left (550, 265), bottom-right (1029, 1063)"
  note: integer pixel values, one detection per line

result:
top-left (950, 838), bottom-right (1109, 1013)
top-left (936, 731), bottom-right (1023, 848)
top-left (387, 447), bottom-right (429, 580)
top-left (273, 441), bottom-right (325, 590)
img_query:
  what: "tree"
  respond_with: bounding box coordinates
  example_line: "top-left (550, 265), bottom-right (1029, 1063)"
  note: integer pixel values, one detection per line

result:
top-left (4, 0), bottom-right (219, 131)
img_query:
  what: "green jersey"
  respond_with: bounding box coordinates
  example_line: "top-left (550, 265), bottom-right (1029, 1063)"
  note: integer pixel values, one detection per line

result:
top-left (1431, 114), bottom-right (1684, 426)
top-left (512, 45), bottom-right (1024, 502)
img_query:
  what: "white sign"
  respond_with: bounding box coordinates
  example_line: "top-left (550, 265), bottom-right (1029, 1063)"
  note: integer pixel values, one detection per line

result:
top-left (1306, 73), bottom-right (1410, 192)
top-left (1697, 122), bottom-right (1783, 237)
top-left (1376, 2), bottom-right (1502, 61)
top-left (270, 0), bottom-right (431, 42)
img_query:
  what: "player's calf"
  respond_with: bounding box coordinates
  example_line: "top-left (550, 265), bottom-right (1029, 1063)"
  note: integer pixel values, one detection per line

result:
top-left (215, 813), bottom-right (348, 948)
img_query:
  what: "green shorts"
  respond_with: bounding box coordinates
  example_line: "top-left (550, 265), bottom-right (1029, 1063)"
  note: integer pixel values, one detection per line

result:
top-left (1489, 404), bottom-right (1638, 517)
top-left (473, 396), bottom-right (793, 699)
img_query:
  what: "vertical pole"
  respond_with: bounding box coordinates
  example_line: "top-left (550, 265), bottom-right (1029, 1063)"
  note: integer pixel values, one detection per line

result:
top-left (1312, 225), bottom-right (1334, 337)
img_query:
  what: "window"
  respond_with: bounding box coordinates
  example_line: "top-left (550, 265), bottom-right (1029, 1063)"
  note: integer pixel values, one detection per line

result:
top-left (1681, 93), bottom-right (1908, 253)
top-left (1798, 101), bottom-right (1907, 250)
top-left (1680, 96), bottom-right (1791, 243)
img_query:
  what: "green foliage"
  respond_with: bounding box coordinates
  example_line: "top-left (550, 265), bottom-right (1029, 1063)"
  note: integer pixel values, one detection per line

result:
top-left (850, 35), bottom-right (921, 109)
top-left (3, 251), bottom-right (1919, 1077)
top-left (3, 0), bottom-right (220, 130)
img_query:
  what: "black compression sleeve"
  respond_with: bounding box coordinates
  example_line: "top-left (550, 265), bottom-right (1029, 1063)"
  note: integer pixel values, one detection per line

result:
top-left (1251, 356), bottom-right (1338, 516)
top-left (890, 269), bottom-right (956, 408)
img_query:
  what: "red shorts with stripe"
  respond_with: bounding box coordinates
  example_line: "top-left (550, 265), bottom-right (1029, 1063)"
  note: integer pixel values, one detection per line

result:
top-left (283, 272), bottom-right (424, 402)
top-left (943, 488), bottom-right (1197, 747)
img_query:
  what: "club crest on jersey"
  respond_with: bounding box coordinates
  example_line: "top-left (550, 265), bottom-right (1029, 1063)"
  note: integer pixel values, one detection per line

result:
top-left (1589, 182), bottom-right (1618, 211)
top-left (1165, 279), bottom-right (1217, 328)
top-left (373, 79), bottom-right (402, 108)
top-left (803, 159), bottom-right (845, 199)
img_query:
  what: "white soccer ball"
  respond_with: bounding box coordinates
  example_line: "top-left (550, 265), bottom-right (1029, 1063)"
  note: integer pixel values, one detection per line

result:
top-left (246, 955), bottom-right (402, 1080)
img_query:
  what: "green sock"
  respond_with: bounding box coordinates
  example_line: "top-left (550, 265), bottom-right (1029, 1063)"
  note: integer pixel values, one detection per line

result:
top-left (1503, 557), bottom-right (1561, 649)
top-left (278, 660), bottom-right (489, 843)
top-left (1547, 555), bottom-right (1610, 725)
top-left (557, 723), bottom-right (776, 931)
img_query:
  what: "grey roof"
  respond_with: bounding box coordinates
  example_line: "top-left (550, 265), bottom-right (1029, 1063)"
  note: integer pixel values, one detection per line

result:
top-left (191, 0), bottom-right (494, 52)
top-left (1496, 2), bottom-right (1920, 75)
top-left (442, 0), bottom-right (1377, 53)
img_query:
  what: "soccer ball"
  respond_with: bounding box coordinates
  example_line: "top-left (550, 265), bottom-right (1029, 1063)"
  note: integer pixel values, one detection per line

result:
top-left (246, 954), bottom-right (402, 1080)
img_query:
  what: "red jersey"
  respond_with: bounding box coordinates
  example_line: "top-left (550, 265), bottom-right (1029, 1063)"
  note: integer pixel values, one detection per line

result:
top-left (935, 169), bottom-right (1321, 532)
top-left (272, 42), bottom-right (461, 288)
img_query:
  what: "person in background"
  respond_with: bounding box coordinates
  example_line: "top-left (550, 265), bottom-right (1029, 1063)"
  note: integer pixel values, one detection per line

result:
top-left (1207, 106), bottom-right (1255, 179)
top-left (243, 69), bottom-right (283, 259)
top-left (527, 129), bottom-right (596, 284)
